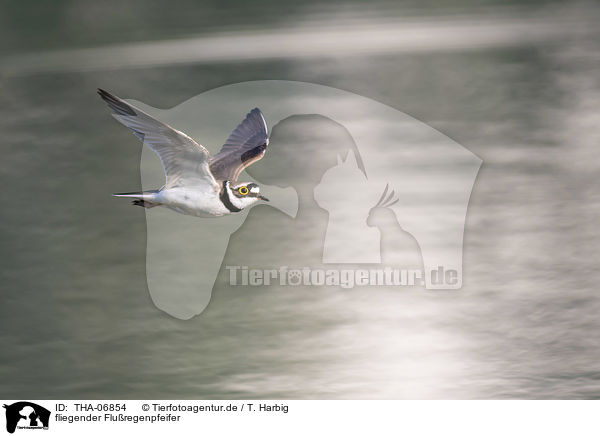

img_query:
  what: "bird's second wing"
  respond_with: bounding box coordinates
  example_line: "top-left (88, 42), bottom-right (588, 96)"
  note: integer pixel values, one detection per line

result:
top-left (209, 108), bottom-right (269, 183)
top-left (98, 89), bottom-right (217, 190)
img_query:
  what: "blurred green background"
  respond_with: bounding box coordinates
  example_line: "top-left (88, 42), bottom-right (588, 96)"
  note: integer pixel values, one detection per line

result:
top-left (0, 0), bottom-right (599, 398)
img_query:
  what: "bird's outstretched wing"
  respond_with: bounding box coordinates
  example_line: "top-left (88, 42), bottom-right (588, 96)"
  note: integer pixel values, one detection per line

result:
top-left (209, 108), bottom-right (269, 183)
top-left (98, 89), bottom-right (217, 190)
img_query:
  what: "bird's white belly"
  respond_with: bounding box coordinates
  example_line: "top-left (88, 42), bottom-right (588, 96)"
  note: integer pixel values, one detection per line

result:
top-left (156, 187), bottom-right (229, 217)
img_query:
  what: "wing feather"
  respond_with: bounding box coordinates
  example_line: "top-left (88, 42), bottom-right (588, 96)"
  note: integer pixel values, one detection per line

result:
top-left (209, 108), bottom-right (269, 182)
top-left (98, 89), bottom-right (217, 190)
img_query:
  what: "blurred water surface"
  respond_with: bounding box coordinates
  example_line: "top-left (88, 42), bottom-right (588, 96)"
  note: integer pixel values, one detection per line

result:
top-left (0, 1), bottom-right (599, 399)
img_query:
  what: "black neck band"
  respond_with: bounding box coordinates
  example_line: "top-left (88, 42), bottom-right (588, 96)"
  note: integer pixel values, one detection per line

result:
top-left (220, 181), bottom-right (242, 213)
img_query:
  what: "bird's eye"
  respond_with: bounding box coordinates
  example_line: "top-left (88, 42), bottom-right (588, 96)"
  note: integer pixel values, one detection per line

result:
top-left (239, 186), bottom-right (249, 195)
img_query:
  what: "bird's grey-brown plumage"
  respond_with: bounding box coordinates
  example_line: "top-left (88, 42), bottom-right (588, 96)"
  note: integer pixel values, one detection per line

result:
top-left (209, 108), bottom-right (269, 183)
top-left (98, 89), bottom-right (270, 217)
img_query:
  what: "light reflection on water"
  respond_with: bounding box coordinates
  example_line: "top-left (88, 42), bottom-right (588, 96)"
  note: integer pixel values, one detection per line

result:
top-left (0, 2), bottom-right (599, 399)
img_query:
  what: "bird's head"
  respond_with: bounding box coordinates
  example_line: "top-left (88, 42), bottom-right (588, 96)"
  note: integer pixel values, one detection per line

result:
top-left (225, 181), bottom-right (269, 211)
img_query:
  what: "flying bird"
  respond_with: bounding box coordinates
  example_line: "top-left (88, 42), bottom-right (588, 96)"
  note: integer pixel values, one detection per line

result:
top-left (98, 89), bottom-right (270, 217)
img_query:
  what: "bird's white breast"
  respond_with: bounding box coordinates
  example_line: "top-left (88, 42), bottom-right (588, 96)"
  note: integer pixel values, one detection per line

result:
top-left (156, 186), bottom-right (230, 217)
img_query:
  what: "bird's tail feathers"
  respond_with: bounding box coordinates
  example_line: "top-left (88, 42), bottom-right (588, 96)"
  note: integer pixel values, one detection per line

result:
top-left (112, 190), bottom-right (158, 199)
top-left (113, 190), bottom-right (160, 208)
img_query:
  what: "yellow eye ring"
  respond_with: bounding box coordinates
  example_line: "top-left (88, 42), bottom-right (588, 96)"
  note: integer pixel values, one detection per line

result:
top-left (239, 186), bottom-right (249, 195)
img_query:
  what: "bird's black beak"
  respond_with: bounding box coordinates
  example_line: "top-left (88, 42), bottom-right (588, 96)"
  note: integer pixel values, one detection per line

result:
top-left (259, 195), bottom-right (269, 202)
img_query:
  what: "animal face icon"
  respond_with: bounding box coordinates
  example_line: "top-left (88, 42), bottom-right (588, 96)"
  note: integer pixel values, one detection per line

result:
top-left (365, 184), bottom-right (423, 269)
top-left (315, 149), bottom-right (384, 264)
top-left (367, 184), bottom-right (400, 228)
top-left (3, 402), bottom-right (50, 434)
top-left (314, 149), bottom-right (372, 211)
